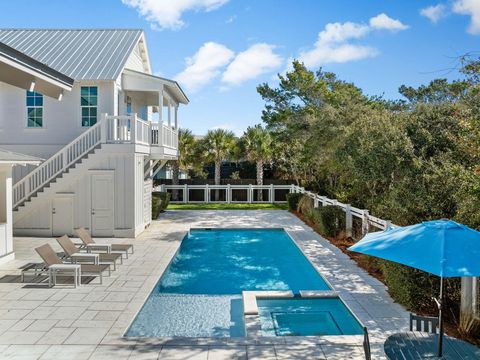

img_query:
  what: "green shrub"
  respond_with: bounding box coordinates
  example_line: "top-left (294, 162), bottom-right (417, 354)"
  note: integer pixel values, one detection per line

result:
top-left (152, 192), bottom-right (171, 219)
top-left (297, 194), bottom-right (314, 214)
top-left (315, 205), bottom-right (346, 237)
top-left (382, 261), bottom-right (461, 314)
top-left (286, 193), bottom-right (303, 211)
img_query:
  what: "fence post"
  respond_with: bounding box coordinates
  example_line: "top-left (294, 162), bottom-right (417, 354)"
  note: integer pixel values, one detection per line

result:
top-left (290, 184), bottom-right (295, 194)
top-left (227, 184), bottom-right (231, 204)
top-left (314, 196), bottom-right (319, 208)
top-left (270, 184), bottom-right (274, 203)
top-left (183, 184), bottom-right (188, 204)
top-left (160, 184), bottom-right (165, 192)
top-left (362, 210), bottom-right (370, 237)
top-left (248, 184), bottom-right (253, 203)
top-left (320, 196), bottom-right (327, 206)
top-left (345, 204), bottom-right (353, 238)
top-left (205, 184), bottom-right (209, 203)
top-left (384, 220), bottom-right (392, 230)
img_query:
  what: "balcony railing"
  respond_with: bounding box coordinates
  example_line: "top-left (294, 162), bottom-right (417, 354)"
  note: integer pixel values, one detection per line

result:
top-left (13, 113), bottom-right (177, 209)
top-left (104, 114), bottom-right (178, 149)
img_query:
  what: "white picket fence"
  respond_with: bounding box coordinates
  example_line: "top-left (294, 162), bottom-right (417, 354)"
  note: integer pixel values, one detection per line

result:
top-left (154, 184), bottom-right (395, 234)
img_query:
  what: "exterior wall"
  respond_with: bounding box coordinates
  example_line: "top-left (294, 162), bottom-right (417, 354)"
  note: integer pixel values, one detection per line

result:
top-left (0, 165), bottom-right (14, 263)
top-left (0, 80), bottom-right (116, 182)
top-left (13, 145), bottom-right (149, 237)
top-left (124, 43), bottom-right (147, 73)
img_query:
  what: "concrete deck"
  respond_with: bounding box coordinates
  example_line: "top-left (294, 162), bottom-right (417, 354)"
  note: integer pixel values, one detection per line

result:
top-left (0, 210), bottom-right (409, 359)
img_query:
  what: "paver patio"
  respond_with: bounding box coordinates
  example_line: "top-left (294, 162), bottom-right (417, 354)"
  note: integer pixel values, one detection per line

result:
top-left (0, 210), bottom-right (409, 359)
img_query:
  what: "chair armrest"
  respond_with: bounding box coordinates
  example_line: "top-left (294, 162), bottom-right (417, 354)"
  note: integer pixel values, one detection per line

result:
top-left (85, 243), bottom-right (111, 253)
top-left (71, 253), bottom-right (99, 264)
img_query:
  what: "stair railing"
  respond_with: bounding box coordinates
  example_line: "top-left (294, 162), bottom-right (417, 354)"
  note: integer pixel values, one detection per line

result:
top-left (12, 121), bottom-right (102, 208)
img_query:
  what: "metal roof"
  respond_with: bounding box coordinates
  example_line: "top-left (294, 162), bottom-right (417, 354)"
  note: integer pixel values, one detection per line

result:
top-left (0, 148), bottom-right (42, 165)
top-left (0, 29), bottom-right (143, 80)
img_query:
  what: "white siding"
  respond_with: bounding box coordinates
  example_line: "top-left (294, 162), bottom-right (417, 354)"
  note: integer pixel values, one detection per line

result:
top-left (13, 146), bottom-right (145, 237)
top-left (0, 81), bottom-right (115, 148)
top-left (124, 43), bottom-right (147, 73)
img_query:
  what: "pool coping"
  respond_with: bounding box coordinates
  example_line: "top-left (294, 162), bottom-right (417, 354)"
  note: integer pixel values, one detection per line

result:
top-left (122, 226), bottom-right (366, 345)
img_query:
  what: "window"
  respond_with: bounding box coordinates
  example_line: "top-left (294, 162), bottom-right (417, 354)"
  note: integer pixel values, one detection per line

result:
top-left (26, 91), bottom-right (43, 127)
top-left (81, 86), bottom-right (97, 126)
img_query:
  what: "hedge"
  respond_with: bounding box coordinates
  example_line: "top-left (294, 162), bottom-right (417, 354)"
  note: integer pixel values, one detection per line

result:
top-left (305, 205), bottom-right (346, 238)
top-left (286, 193), bottom-right (303, 211)
top-left (382, 261), bottom-right (461, 314)
top-left (152, 192), bottom-right (171, 219)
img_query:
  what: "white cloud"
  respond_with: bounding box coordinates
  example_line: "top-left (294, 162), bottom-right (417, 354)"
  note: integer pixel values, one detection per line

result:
top-left (453, 0), bottom-right (480, 34)
top-left (121, 0), bottom-right (229, 30)
top-left (222, 43), bottom-right (283, 85)
top-left (369, 13), bottom-right (409, 31)
top-left (297, 14), bottom-right (407, 68)
top-left (420, 4), bottom-right (448, 23)
top-left (226, 15), bottom-right (236, 23)
top-left (175, 42), bottom-right (234, 92)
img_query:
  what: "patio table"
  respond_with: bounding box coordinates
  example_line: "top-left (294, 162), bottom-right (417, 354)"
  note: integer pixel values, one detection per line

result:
top-left (384, 332), bottom-right (480, 360)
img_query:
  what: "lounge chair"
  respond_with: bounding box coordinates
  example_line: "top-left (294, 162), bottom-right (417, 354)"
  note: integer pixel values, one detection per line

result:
top-left (57, 235), bottom-right (122, 271)
top-left (76, 228), bottom-right (134, 258)
top-left (35, 244), bottom-right (110, 285)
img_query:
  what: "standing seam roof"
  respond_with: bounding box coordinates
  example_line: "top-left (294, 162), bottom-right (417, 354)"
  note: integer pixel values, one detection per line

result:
top-left (0, 29), bottom-right (143, 80)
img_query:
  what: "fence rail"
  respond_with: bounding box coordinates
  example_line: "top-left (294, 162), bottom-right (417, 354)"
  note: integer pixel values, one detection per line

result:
top-left (154, 184), bottom-right (396, 234)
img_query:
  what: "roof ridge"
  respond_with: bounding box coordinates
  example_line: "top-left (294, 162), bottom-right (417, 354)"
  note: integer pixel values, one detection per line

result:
top-left (0, 28), bottom-right (143, 31)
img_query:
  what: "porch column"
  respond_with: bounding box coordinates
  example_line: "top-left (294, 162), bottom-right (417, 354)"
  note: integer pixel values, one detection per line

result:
top-left (158, 85), bottom-right (164, 123)
top-left (174, 105), bottom-right (179, 130)
top-left (167, 100), bottom-right (172, 128)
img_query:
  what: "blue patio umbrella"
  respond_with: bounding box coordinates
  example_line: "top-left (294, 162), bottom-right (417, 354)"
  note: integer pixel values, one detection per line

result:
top-left (348, 219), bottom-right (480, 357)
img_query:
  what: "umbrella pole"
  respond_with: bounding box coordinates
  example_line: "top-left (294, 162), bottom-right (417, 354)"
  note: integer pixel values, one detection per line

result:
top-left (437, 276), bottom-right (444, 358)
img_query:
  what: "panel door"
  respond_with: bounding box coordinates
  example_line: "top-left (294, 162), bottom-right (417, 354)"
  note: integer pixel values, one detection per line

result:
top-left (52, 197), bottom-right (73, 236)
top-left (91, 174), bottom-right (114, 236)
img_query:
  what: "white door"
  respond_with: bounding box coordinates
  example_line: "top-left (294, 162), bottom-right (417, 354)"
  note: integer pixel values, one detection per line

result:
top-left (91, 174), bottom-right (114, 236)
top-left (52, 197), bottom-right (73, 236)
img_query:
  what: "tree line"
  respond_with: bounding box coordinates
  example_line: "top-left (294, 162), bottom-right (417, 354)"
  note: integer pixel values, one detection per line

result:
top-left (169, 56), bottom-right (479, 229)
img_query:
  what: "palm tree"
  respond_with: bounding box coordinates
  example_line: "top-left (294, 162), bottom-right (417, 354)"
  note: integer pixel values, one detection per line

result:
top-left (242, 125), bottom-right (273, 201)
top-left (203, 129), bottom-right (236, 200)
top-left (171, 128), bottom-right (195, 200)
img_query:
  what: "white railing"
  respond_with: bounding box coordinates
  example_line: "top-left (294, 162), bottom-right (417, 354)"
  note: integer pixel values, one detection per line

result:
top-left (154, 184), bottom-right (396, 233)
top-left (151, 122), bottom-right (178, 149)
top-left (13, 121), bottom-right (102, 208)
top-left (13, 113), bottom-right (178, 209)
top-left (156, 184), bottom-right (292, 204)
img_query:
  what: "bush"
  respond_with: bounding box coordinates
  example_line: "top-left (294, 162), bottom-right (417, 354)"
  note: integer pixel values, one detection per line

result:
top-left (382, 261), bottom-right (461, 314)
top-left (316, 205), bottom-right (346, 238)
top-left (302, 205), bottom-right (346, 238)
top-left (286, 192), bottom-right (303, 211)
top-left (152, 192), bottom-right (171, 219)
top-left (297, 194), bottom-right (314, 214)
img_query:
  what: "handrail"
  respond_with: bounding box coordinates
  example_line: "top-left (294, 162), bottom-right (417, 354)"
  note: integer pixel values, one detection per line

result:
top-left (13, 121), bottom-right (102, 208)
top-left (13, 112), bottom-right (178, 209)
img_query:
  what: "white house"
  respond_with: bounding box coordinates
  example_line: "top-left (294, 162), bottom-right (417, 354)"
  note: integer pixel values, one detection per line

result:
top-left (0, 39), bottom-right (73, 263)
top-left (0, 29), bottom-right (188, 238)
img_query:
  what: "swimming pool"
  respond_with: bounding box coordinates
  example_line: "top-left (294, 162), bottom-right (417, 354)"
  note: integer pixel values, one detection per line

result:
top-left (126, 228), bottom-right (342, 337)
top-left (257, 298), bottom-right (363, 336)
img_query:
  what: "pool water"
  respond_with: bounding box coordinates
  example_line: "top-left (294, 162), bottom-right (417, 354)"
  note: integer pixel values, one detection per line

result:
top-left (158, 228), bottom-right (330, 294)
top-left (126, 229), bottom-right (337, 337)
top-left (257, 298), bottom-right (363, 336)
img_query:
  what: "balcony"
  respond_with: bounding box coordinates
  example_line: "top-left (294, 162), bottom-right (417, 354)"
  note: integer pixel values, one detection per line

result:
top-left (104, 114), bottom-right (178, 159)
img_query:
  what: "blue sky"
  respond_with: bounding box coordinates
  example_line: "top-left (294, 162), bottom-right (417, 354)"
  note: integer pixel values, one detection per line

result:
top-left (1, 0), bottom-right (479, 135)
